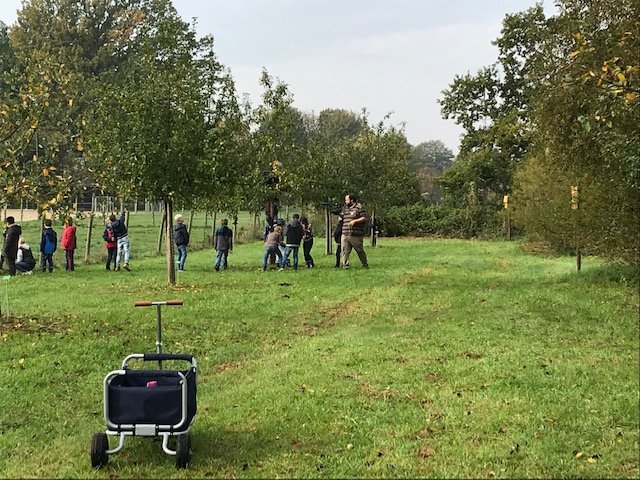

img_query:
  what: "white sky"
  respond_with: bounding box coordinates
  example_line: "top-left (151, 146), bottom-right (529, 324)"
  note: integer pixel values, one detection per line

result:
top-left (0, 0), bottom-right (556, 152)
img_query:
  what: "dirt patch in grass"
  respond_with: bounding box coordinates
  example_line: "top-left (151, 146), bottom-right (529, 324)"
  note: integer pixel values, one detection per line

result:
top-left (0, 314), bottom-right (70, 335)
top-left (293, 299), bottom-right (362, 337)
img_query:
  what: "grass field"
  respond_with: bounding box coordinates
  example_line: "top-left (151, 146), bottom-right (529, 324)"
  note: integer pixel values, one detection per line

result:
top-left (0, 222), bottom-right (638, 478)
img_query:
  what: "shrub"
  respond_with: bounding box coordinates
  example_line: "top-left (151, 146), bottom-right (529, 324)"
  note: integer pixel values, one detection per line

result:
top-left (382, 204), bottom-right (502, 239)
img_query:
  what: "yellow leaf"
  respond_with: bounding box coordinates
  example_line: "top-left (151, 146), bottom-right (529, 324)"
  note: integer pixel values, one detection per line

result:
top-left (625, 92), bottom-right (637, 102)
top-left (575, 451), bottom-right (584, 458)
top-left (43, 167), bottom-right (49, 177)
top-left (76, 138), bottom-right (84, 151)
top-left (68, 98), bottom-right (74, 107)
top-left (616, 72), bottom-right (626, 83)
top-left (587, 457), bottom-right (596, 464)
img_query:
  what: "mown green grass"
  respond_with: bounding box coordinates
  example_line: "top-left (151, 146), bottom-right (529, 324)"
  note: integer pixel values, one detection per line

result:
top-left (0, 230), bottom-right (637, 478)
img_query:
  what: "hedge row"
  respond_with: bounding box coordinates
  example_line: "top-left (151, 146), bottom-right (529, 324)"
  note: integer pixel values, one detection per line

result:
top-left (382, 204), bottom-right (503, 239)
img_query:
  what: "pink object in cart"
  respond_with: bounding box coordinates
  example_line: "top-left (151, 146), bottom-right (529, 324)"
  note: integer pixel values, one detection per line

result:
top-left (146, 380), bottom-right (158, 388)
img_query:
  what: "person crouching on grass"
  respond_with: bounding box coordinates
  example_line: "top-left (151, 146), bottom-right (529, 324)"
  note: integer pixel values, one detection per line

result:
top-left (61, 217), bottom-right (77, 271)
top-left (262, 225), bottom-right (284, 271)
top-left (16, 237), bottom-right (36, 274)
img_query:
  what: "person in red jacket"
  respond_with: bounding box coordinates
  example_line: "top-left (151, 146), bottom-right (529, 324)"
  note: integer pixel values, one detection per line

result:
top-left (61, 217), bottom-right (77, 271)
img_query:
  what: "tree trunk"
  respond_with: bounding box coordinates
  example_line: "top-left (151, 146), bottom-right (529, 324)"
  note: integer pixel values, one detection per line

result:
top-left (211, 212), bottom-right (217, 245)
top-left (325, 206), bottom-right (332, 255)
top-left (233, 215), bottom-right (238, 242)
top-left (164, 199), bottom-right (176, 285)
top-left (370, 208), bottom-right (377, 247)
top-left (157, 208), bottom-right (166, 255)
top-left (84, 213), bottom-right (94, 263)
top-left (187, 210), bottom-right (195, 236)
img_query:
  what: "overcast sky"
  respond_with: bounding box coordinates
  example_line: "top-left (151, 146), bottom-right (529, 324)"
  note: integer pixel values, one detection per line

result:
top-left (0, 0), bottom-right (556, 152)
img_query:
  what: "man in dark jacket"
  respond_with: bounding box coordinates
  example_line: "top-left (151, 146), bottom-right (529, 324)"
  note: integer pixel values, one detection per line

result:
top-left (2, 216), bottom-right (22, 276)
top-left (282, 213), bottom-right (304, 270)
top-left (173, 214), bottom-right (190, 272)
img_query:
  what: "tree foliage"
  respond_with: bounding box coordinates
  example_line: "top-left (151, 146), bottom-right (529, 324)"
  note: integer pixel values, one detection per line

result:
top-left (513, 0), bottom-right (639, 262)
top-left (439, 6), bottom-right (547, 207)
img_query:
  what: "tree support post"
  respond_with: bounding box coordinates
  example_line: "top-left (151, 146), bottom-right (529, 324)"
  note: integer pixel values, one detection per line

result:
top-left (84, 212), bottom-right (94, 263)
top-left (164, 199), bottom-right (175, 285)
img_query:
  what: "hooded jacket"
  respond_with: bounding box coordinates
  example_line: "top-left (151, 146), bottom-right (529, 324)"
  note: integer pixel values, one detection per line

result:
top-left (111, 212), bottom-right (128, 239)
top-left (173, 223), bottom-right (189, 246)
top-left (214, 225), bottom-right (233, 251)
top-left (3, 224), bottom-right (21, 258)
top-left (40, 227), bottom-right (57, 255)
top-left (284, 219), bottom-right (303, 246)
top-left (17, 243), bottom-right (36, 269)
top-left (61, 225), bottom-right (77, 250)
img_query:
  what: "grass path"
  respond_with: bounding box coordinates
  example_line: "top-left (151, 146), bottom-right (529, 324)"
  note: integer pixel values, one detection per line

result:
top-left (0, 238), bottom-right (637, 478)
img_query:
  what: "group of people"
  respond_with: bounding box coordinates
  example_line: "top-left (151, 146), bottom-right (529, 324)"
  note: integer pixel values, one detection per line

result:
top-left (1, 216), bottom-right (78, 276)
top-left (260, 193), bottom-right (369, 272)
top-left (0, 211), bottom-right (131, 276)
top-left (261, 213), bottom-right (315, 271)
top-left (1, 193), bottom-right (369, 276)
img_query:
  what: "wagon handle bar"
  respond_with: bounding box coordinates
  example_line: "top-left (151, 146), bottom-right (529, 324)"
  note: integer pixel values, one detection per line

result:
top-left (134, 300), bottom-right (183, 307)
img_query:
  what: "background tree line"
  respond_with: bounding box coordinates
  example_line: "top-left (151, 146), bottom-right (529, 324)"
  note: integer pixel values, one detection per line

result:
top-left (393, 0), bottom-right (637, 264)
top-left (2, 0), bottom-right (636, 268)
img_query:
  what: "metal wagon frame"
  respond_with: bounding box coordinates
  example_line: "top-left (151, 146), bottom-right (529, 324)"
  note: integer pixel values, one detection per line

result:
top-left (90, 300), bottom-right (197, 469)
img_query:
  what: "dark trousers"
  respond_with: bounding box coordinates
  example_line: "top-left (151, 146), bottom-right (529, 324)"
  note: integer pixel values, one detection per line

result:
top-left (335, 244), bottom-right (342, 267)
top-left (106, 248), bottom-right (117, 270)
top-left (16, 261), bottom-right (35, 273)
top-left (41, 253), bottom-right (54, 272)
top-left (6, 255), bottom-right (16, 276)
top-left (303, 239), bottom-right (314, 267)
top-left (65, 249), bottom-right (75, 271)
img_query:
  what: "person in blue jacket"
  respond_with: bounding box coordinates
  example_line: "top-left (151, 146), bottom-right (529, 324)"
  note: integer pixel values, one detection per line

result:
top-left (40, 218), bottom-right (57, 273)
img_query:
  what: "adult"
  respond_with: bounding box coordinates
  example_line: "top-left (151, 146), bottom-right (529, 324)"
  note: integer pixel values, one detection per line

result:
top-left (109, 211), bottom-right (130, 271)
top-left (282, 213), bottom-right (304, 270)
top-left (340, 193), bottom-right (369, 269)
top-left (2, 216), bottom-right (22, 276)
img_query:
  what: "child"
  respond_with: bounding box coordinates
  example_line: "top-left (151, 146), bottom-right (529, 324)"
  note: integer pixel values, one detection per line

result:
top-left (61, 217), bottom-right (77, 271)
top-left (103, 219), bottom-right (117, 271)
top-left (214, 218), bottom-right (233, 271)
top-left (262, 225), bottom-right (284, 271)
top-left (301, 216), bottom-right (314, 268)
top-left (15, 237), bottom-right (36, 274)
top-left (109, 211), bottom-right (130, 271)
top-left (40, 219), bottom-right (57, 273)
top-left (173, 214), bottom-right (189, 272)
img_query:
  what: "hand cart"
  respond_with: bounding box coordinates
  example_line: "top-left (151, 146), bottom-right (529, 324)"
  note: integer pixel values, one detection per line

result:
top-left (90, 299), bottom-right (197, 469)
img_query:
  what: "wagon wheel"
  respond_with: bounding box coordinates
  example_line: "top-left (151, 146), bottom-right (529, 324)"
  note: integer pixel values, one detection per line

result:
top-left (90, 432), bottom-right (109, 468)
top-left (175, 433), bottom-right (192, 469)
